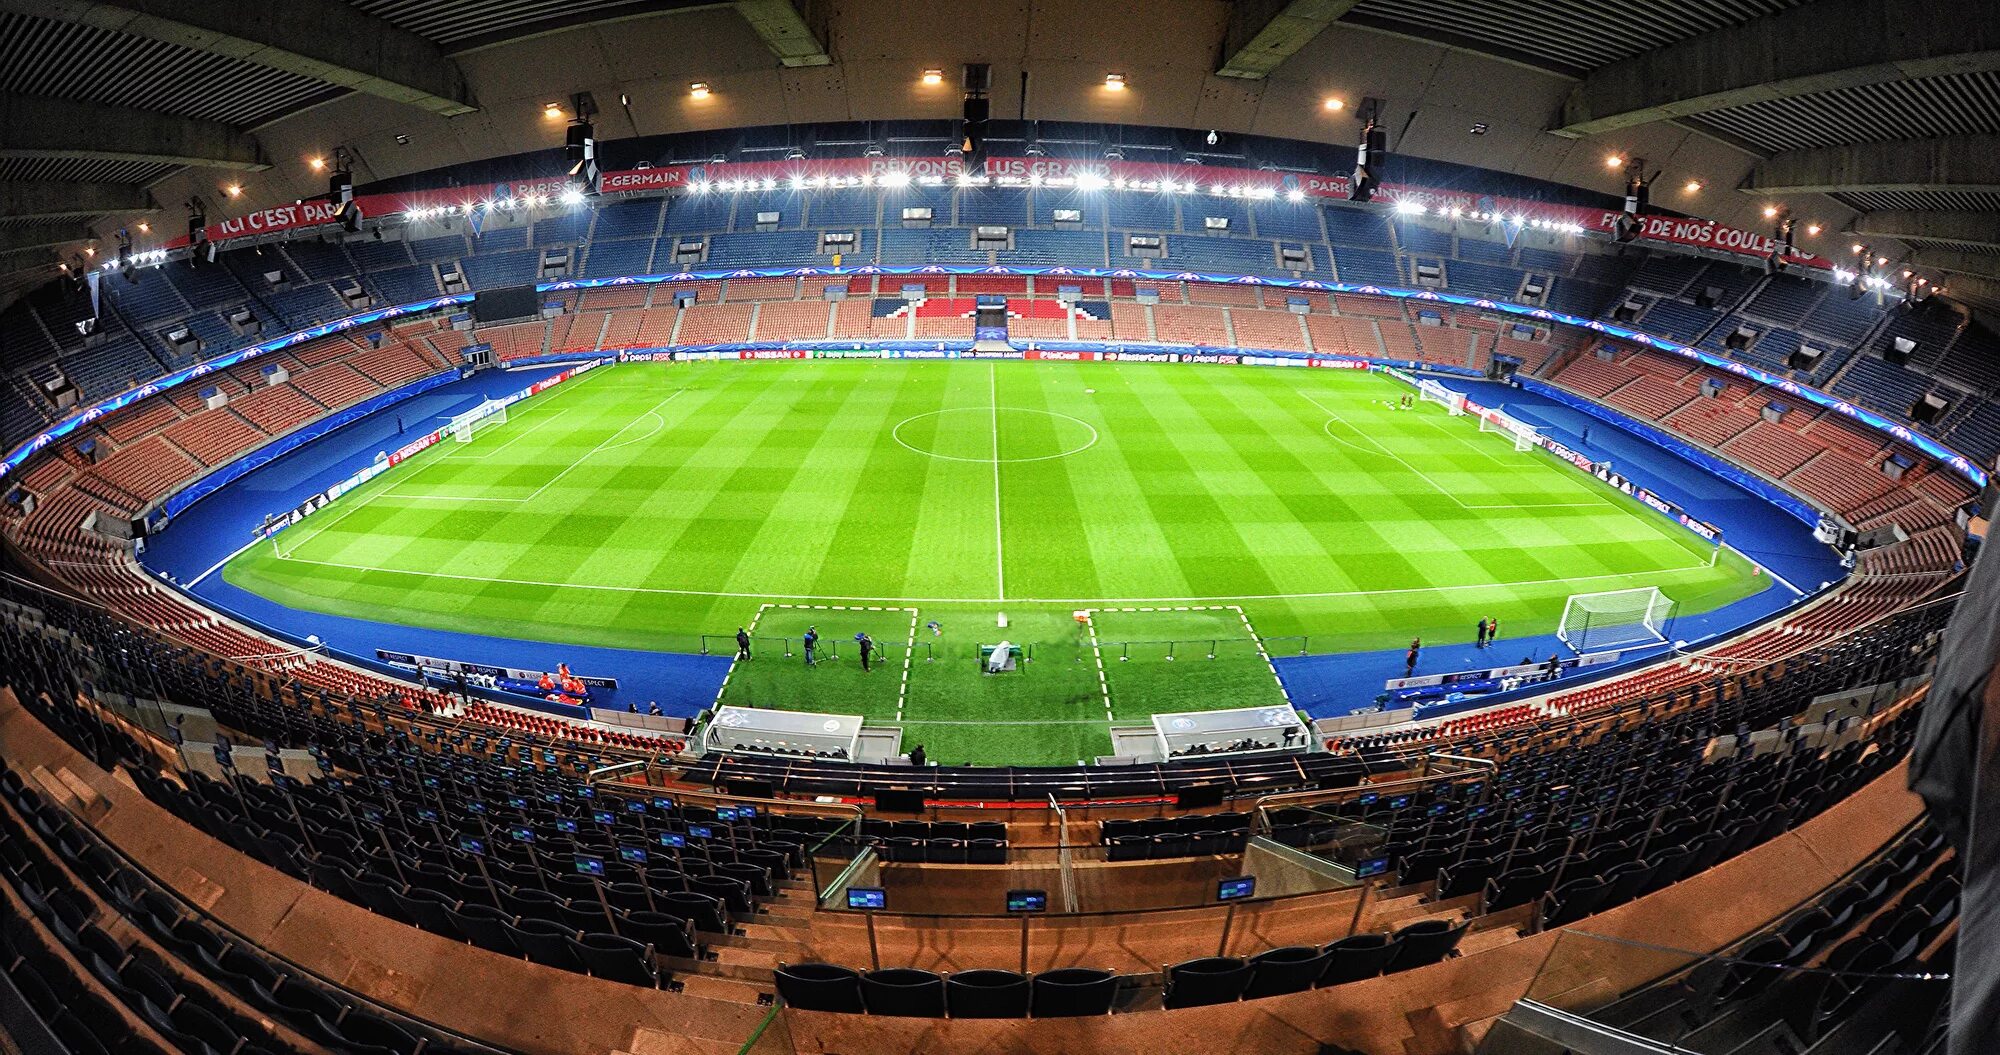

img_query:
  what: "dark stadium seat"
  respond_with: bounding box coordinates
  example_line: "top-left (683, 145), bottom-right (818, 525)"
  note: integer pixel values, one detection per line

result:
top-left (568, 932), bottom-right (659, 987)
top-left (775, 962), bottom-right (866, 1013)
top-left (1542, 875), bottom-right (1612, 927)
top-left (1319, 932), bottom-right (1397, 986)
top-left (944, 969), bottom-right (1031, 1018)
top-left (1385, 919), bottom-right (1469, 973)
top-left (1029, 967), bottom-right (1119, 1017)
top-left (1162, 956), bottom-right (1253, 1009)
top-left (861, 967), bottom-right (947, 1016)
top-left (1241, 945), bottom-right (1333, 999)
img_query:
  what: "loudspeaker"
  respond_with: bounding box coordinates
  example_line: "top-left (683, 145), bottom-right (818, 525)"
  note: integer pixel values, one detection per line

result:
top-left (1694, 285), bottom-right (1721, 308)
top-left (1885, 336), bottom-right (1916, 365)
top-left (1910, 392), bottom-right (1948, 424)
top-left (1612, 300), bottom-right (1641, 323)
top-left (1788, 345), bottom-right (1823, 371)
top-left (1723, 326), bottom-right (1754, 350)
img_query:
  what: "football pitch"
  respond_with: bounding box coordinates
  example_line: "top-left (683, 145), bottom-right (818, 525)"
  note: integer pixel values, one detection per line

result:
top-left (225, 359), bottom-right (1767, 764)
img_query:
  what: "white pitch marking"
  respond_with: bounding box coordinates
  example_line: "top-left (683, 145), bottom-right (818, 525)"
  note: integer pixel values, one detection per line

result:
top-left (989, 363), bottom-right (1006, 601)
top-left (519, 389), bottom-right (684, 503)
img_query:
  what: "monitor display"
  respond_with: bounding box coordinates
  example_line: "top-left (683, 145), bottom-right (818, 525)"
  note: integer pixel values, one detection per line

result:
top-left (457, 836), bottom-right (485, 856)
top-left (471, 284), bottom-right (541, 324)
top-left (1354, 857), bottom-right (1390, 879)
top-left (659, 832), bottom-right (686, 848)
top-left (846, 887), bottom-right (887, 910)
top-left (1006, 889), bottom-right (1047, 913)
top-left (618, 846), bottom-right (648, 864)
top-left (689, 824), bottom-right (713, 839)
top-left (574, 855), bottom-right (605, 876)
top-left (1216, 875), bottom-right (1257, 902)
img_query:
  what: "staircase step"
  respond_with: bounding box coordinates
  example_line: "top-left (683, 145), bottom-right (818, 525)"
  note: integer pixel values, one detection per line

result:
top-left (673, 973), bottom-right (770, 1005)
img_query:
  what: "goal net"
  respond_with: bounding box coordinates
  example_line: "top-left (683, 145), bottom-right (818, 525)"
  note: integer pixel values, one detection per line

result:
top-left (1479, 410), bottom-right (1540, 452)
top-left (1556, 587), bottom-right (1676, 652)
top-left (450, 399), bottom-right (508, 442)
top-left (1418, 378), bottom-right (1466, 416)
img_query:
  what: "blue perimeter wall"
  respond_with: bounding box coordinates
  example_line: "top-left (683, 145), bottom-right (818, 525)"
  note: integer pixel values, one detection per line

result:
top-left (137, 357), bottom-right (1843, 723)
top-left (138, 363), bottom-right (733, 717)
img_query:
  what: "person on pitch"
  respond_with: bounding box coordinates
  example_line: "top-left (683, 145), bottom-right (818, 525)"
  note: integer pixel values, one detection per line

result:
top-left (735, 626), bottom-right (752, 661)
top-left (1476, 617), bottom-right (1490, 648)
top-left (858, 631), bottom-right (876, 672)
top-left (1405, 637), bottom-right (1421, 678)
top-left (802, 625), bottom-right (818, 666)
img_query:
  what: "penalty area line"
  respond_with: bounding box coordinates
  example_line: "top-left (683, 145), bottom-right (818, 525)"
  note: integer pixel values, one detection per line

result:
top-left (1079, 609), bottom-right (1112, 721)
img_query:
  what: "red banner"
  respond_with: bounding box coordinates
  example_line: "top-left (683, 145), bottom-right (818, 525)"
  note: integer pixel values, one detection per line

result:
top-left (162, 151), bottom-right (1828, 271)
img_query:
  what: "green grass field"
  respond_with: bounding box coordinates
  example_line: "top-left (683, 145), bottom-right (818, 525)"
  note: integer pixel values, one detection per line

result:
top-left (225, 358), bottom-right (1766, 764)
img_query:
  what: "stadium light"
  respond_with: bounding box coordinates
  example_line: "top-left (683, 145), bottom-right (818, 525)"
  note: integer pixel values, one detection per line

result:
top-left (1605, 154), bottom-right (1624, 168)
top-left (136, 221), bottom-right (149, 233)
top-left (1394, 200), bottom-right (1426, 215)
top-left (559, 186), bottom-right (587, 206)
top-left (542, 103), bottom-right (563, 120)
top-left (689, 82), bottom-right (711, 100)
top-left (224, 183), bottom-right (242, 197)
top-left (1075, 173), bottom-right (1109, 191)
top-left (1684, 179), bottom-right (1702, 193)
top-left (920, 68), bottom-right (943, 86)
top-left (879, 171), bottom-right (912, 188)
top-left (308, 156), bottom-right (326, 171)
top-left (1103, 73), bottom-right (1127, 91)
top-left (1323, 97), bottom-right (1344, 111)
top-left (1805, 223), bottom-right (1821, 236)
top-left (1286, 188), bottom-right (1306, 202)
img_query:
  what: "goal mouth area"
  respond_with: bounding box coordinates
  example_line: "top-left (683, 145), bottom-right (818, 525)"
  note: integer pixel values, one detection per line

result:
top-left (1555, 586), bottom-right (1677, 653)
top-left (450, 399), bottom-right (510, 441)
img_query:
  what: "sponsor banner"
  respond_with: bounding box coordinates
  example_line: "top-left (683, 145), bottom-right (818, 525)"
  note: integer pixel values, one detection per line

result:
top-left (738, 349), bottom-right (810, 360)
top-left (175, 176), bottom-right (583, 249)
top-left (1023, 349), bottom-right (1099, 362)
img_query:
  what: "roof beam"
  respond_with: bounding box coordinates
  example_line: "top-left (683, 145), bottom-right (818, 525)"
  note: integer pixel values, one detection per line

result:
top-left (1742, 134), bottom-right (2000, 195)
top-left (1904, 247), bottom-right (2000, 280)
top-left (1551, 0), bottom-right (2000, 138)
top-left (0, 182), bottom-right (156, 219)
top-left (0, 224), bottom-right (92, 256)
top-left (1901, 248), bottom-right (2000, 308)
top-left (1850, 211), bottom-right (2000, 249)
top-left (5, 0), bottom-right (477, 116)
top-left (1216, 0), bottom-right (1363, 79)
top-left (732, 0), bottom-right (830, 67)
top-left (0, 95), bottom-right (267, 170)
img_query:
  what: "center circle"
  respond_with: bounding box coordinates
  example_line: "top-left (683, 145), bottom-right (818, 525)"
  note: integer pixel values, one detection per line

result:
top-left (891, 407), bottom-right (1100, 463)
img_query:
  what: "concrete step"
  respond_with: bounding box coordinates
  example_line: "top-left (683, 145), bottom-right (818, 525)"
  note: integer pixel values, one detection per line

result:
top-left (673, 973), bottom-right (770, 1005)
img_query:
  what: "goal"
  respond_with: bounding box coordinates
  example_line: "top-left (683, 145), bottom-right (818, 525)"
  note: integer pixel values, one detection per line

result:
top-left (450, 399), bottom-right (508, 442)
top-left (1479, 410), bottom-right (1540, 452)
top-left (1556, 587), bottom-right (1676, 652)
top-left (1418, 378), bottom-right (1466, 416)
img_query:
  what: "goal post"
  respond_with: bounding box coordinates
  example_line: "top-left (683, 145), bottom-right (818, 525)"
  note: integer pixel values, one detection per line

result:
top-left (1418, 378), bottom-right (1466, 416)
top-left (1479, 411), bottom-right (1539, 451)
top-left (450, 399), bottom-right (508, 443)
top-left (1556, 587), bottom-right (1676, 653)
